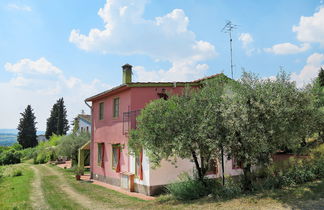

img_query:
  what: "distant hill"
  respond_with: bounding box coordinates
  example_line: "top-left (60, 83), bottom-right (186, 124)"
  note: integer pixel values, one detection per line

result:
top-left (0, 129), bottom-right (45, 146)
top-left (0, 133), bottom-right (17, 146)
top-left (0, 129), bottom-right (18, 134)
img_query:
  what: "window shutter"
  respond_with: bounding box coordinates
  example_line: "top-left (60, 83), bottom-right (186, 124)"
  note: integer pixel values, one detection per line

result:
top-left (116, 147), bottom-right (121, 172)
top-left (101, 143), bottom-right (105, 168)
top-left (139, 150), bottom-right (143, 180)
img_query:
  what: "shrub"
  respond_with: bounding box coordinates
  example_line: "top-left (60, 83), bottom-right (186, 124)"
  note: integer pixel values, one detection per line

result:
top-left (0, 149), bottom-right (21, 165)
top-left (253, 148), bottom-right (324, 191)
top-left (166, 173), bottom-right (215, 201)
top-left (56, 132), bottom-right (90, 166)
top-left (212, 177), bottom-right (242, 199)
top-left (20, 147), bottom-right (36, 160)
top-left (11, 143), bottom-right (23, 151)
top-left (1, 166), bottom-right (23, 177)
top-left (33, 135), bottom-right (62, 164)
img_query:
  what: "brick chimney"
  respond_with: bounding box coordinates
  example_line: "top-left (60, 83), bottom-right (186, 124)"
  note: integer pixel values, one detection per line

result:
top-left (122, 64), bottom-right (132, 84)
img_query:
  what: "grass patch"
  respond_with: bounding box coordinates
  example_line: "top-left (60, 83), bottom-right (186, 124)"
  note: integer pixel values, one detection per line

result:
top-left (0, 162), bottom-right (321, 210)
top-left (0, 164), bottom-right (33, 210)
top-left (51, 165), bottom-right (147, 209)
top-left (37, 165), bottom-right (84, 210)
top-left (37, 164), bottom-right (324, 209)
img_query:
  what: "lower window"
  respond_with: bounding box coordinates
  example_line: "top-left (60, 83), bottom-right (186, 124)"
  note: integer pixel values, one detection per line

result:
top-left (97, 143), bottom-right (104, 167)
top-left (112, 144), bottom-right (121, 172)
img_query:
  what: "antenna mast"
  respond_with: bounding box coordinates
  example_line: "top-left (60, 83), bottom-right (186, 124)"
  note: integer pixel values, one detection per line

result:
top-left (222, 21), bottom-right (237, 79)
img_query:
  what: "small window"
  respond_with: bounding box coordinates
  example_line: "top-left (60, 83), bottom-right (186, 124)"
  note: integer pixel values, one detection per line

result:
top-left (232, 157), bottom-right (243, 169)
top-left (112, 144), bottom-right (121, 172)
top-left (113, 98), bottom-right (119, 118)
top-left (97, 143), bottom-right (104, 167)
top-left (86, 126), bottom-right (89, 133)
top-left (206, 159), bottom-right (218, 175)
top-left (99, 102), bottom-right (104, 120)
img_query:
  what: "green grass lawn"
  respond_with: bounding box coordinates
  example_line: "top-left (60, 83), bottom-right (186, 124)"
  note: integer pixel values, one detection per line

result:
top-left (38, 166), bottom-right (84, 210)
top-left (0, 164), bottom-right (33, 210)
top-left (54, 164), bottom-right (324, 209)
top-left (1, 163), bottom-right (324, 209)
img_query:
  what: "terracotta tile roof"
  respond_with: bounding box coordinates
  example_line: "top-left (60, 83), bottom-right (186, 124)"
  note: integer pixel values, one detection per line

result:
top-left (85, 73), bottom-right (222, 102)
top-left (191, 73), bottom-right (221, 82)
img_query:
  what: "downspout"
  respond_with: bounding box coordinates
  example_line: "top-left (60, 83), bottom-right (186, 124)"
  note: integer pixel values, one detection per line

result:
top-left (85, 100), bottom-right (94, 179)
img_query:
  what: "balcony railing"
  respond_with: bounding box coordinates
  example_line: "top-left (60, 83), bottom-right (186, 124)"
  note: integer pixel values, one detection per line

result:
top-left (122, 110), bottom-right (140, 135)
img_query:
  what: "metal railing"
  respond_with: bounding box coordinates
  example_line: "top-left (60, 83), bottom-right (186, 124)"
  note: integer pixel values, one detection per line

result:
top-left (122, 110), bottom-right (140, 135)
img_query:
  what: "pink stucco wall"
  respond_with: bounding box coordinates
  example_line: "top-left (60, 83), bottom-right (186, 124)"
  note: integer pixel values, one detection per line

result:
top-left (130, 86), bottom-right (184, 110)
top-left (90, 85), bottom-right (186, 180)
top-left (91, 88), bottom-right (131, 179)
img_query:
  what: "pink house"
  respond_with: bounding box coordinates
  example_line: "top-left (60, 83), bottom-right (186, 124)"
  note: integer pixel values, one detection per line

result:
top-left (85, 64), bottom-right (243, 195)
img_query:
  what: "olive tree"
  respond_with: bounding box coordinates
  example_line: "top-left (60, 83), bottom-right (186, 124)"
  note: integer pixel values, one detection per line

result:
top-left (129, 87), bottom-right (219, 182)
top-left (221, 72), bottom-right (316, 190)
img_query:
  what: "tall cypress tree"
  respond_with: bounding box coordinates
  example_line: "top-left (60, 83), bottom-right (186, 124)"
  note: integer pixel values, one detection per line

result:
top-left (45, 98), bottom-right (69, 139)
top-left (17, 105), bottom-right (38, 148)
top-left (45, 103), bottom-right (58, 139)
top-left (319, 67), bottom-right (324, 87)
top-left (57, 98), bottom-right (69, 135)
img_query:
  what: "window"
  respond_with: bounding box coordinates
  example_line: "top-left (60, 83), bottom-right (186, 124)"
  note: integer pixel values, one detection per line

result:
top-left (206, 159), bottom-right (218, 175)
top-left (232, 157), bottom-right (243, 169)
top-left (86, 126), bottom-right (89, 133)
top-left (97, 143), bottom-right (104, 167)
top-left (99, 102), bottom-right (104, 120)
top-left (113, 98), bottom-right (119, 118)
top-left (112, 144), bottom-right (121, 172)
top-left (135, 150), bottom-right (143, 180)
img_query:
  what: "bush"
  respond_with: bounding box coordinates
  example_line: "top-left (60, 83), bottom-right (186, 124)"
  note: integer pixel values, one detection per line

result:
top-left (33, 135), bottom-right (62, 164)
top-left (20, 147), bottom-right (36, 160)
top-left (1, 166), bottom-right (23, 177)
top-left (0, 149), bottom-right (21, 165)
top-left (166, 173), bottom-right (215, 201)
top-left (56, 132), bottom-right (90, 166)
top-left (212, 177), bottom-right (242, 200)
top-left (253, 147), bottom-right (324, 191)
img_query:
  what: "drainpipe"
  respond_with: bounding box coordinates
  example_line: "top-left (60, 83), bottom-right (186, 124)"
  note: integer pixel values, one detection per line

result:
top-left (85, 100), bottom-right (94, 179)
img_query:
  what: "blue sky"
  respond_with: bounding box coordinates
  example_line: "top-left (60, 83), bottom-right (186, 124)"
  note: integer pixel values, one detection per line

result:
top-left (0, 0), bottom-right (323, 130)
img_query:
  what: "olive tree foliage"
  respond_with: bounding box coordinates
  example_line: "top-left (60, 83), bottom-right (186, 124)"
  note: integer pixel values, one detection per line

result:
top-left (129, 75), bottom-right (232, 182)
top-left (221, 71), bottom-right (316, 190)
top-left (56, 132), bottom-right (90, 166)
top-left (308, 67), bottom-right (324, 142)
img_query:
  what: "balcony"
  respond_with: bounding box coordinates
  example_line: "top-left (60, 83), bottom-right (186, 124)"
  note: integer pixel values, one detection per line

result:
top-left (122, 110), bottom-right (140, 135)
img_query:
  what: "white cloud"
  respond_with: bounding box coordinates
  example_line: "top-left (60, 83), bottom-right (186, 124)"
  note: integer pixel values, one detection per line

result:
top-left (69, 0), bottom-right (216, 82)
top-left (0, 58), bottom-right (110, 130)
top-left (291, 53), bottom-right (324, 88)
top-left (7, 3), bottom-right (32, 12)
top-left (238, 33), bottom-right (258, 56)
top-left (264, 43), bottom-right (310, 55)
top-left (239, 33), bottom-right (253, 48)
top-left (293, 7), bottom-right (324, 45)
top-left (5, 58), bottom-right (62, 75)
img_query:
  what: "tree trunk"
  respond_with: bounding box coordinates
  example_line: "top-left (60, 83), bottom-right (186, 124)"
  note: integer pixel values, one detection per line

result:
top-left (190, 149), bottom-right (204, 182)
top-left (221, 147), bottom-right (225, 186)
top-left (242, 163), bottom-right (252, 191)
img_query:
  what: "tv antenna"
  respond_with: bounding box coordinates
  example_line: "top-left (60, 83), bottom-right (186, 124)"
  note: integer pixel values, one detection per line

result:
top-left (222, 21), bottom-right (238, 79)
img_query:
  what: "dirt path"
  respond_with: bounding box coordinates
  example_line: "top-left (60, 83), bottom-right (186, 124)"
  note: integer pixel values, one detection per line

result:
top-left (30, 165), bottom-right (49, 210)
top-left (42, 165), bottom-right (109, 210)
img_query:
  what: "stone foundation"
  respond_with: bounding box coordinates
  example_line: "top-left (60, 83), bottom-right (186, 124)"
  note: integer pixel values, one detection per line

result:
top-left (92, 173), bottom-right (166, 196)
top-left (134, 183), bottom-right (166, 196)
top-left (92, 173), bottom-right (120, 186)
